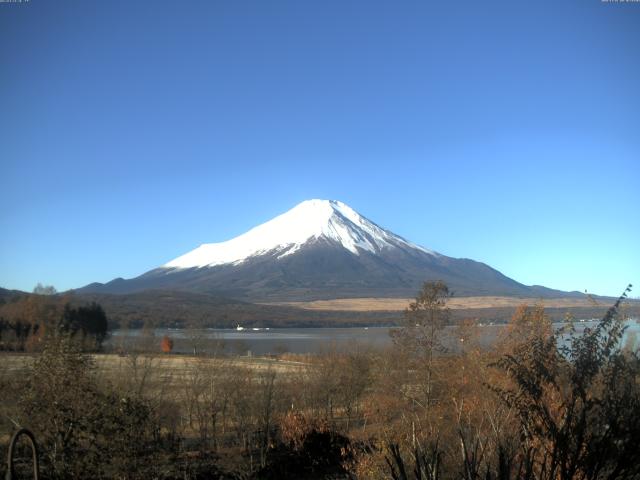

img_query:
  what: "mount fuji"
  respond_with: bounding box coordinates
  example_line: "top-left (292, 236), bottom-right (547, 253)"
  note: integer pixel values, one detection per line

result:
top-left (79, 199), bottom-right (574, 301)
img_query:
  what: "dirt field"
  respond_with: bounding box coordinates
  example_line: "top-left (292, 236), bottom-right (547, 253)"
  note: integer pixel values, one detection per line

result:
top-left (263, 296), bottom-right (611, 311)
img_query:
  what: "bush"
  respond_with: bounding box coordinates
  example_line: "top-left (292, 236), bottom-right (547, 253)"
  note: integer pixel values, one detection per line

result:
top-left (255, 412), bottom-right (354, 480)
top-left (17, 335), bottom-right (173, 479)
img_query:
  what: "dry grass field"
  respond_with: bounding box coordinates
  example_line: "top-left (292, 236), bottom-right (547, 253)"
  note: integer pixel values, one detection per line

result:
top-left (264, 295), bottom-right (609, 311)
top-left (0, 352), bottom-right (309, 379)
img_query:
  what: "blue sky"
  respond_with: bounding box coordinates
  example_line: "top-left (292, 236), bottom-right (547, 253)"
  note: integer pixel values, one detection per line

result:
top-left (1, 0), bottom-right (638, 297)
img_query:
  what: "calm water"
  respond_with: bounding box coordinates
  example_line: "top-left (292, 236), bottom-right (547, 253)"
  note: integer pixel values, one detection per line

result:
top-left (107, 319), bottom-right (640, 355)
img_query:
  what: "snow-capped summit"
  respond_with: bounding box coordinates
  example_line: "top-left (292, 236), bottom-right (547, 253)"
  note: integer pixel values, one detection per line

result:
top-left (163, 199), bottom-right (436, 269)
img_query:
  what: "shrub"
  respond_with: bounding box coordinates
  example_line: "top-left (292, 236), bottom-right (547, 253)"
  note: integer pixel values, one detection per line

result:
top-left (17, 335), bottom-right (172, 479)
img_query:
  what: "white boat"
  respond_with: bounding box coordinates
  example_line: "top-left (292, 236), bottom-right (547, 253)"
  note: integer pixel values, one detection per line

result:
top-left (236, 324), bottom-right (244, 331)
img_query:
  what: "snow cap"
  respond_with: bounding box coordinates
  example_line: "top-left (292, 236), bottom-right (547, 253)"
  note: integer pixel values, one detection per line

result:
top-left (163, 199), bottom-right (435, 269)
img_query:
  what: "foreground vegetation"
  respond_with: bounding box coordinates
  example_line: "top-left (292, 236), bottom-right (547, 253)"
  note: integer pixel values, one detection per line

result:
top-left (0, 283), bottom-right (638, 479)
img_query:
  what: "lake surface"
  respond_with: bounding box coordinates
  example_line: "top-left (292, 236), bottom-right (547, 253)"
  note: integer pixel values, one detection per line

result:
top-left (107, 319), bottom-right (640, 355)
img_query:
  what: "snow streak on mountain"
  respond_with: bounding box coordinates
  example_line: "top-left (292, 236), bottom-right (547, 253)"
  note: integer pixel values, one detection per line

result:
top-left (163, 199), bottom-right (437, 269)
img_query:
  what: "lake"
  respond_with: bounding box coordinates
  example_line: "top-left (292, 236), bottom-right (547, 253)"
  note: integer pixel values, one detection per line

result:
top-left (107, 319), bottom-right (640, 355)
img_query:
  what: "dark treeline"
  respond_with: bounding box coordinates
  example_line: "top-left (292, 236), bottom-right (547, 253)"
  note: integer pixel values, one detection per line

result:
top-left (0, 294), bottom-right (108, 351)
top-left (0, 283), bottom-right (639, 479)
top-left (78, 290), bottom-right (401, 329)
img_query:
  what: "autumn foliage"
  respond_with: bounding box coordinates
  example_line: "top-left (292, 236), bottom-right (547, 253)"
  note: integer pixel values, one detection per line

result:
top-left (1, 282), bottom-right (638, 480)
top-left (161, 335), bottom-right (174, 353)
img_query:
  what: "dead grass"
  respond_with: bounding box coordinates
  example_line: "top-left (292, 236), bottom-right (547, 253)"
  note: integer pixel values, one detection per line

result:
top-left (263, 296), bottom-right (607, 311)
top-left (0, 352), bottom-right (309, 377)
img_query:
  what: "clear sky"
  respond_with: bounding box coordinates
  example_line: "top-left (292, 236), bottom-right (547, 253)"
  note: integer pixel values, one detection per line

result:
top-left (1, 0), bottom-right (638, 298)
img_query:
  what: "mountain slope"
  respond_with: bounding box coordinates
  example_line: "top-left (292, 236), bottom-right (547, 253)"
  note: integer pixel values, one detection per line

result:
top-left (78, 199), bottom-right (581, 301)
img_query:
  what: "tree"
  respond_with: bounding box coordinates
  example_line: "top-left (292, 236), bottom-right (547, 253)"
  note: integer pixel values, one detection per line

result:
top-left (390, 280), bottom-right (451, 410)
top-left (161, 335), bottom-right (174, 353)
top-left (497, 303), bottom-right (553, 355)
top-left (33, 283), bottom-right (57, 295)
top-left (310, 347), bottom-right (341, 422)
top-left (256, 367), bottom-right (278, 467)
top-left (0, 294), bottom-right (64, 351)
top-left (337, 347), bottom-right (371, 430)
top-left (58, 302), bottom-right (108, 349)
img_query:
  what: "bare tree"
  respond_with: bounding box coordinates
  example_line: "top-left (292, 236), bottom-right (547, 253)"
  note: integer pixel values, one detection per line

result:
top-left (255, 367), bottom-right (278, 467)
top-left (390, 281), bottom-right (451, 411)
top-left (337, 345), bottom-right (371, 431)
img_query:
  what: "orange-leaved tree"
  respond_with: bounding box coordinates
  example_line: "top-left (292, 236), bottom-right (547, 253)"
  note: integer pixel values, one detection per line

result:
top-left (161, 335), bottom-right (174, 353)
